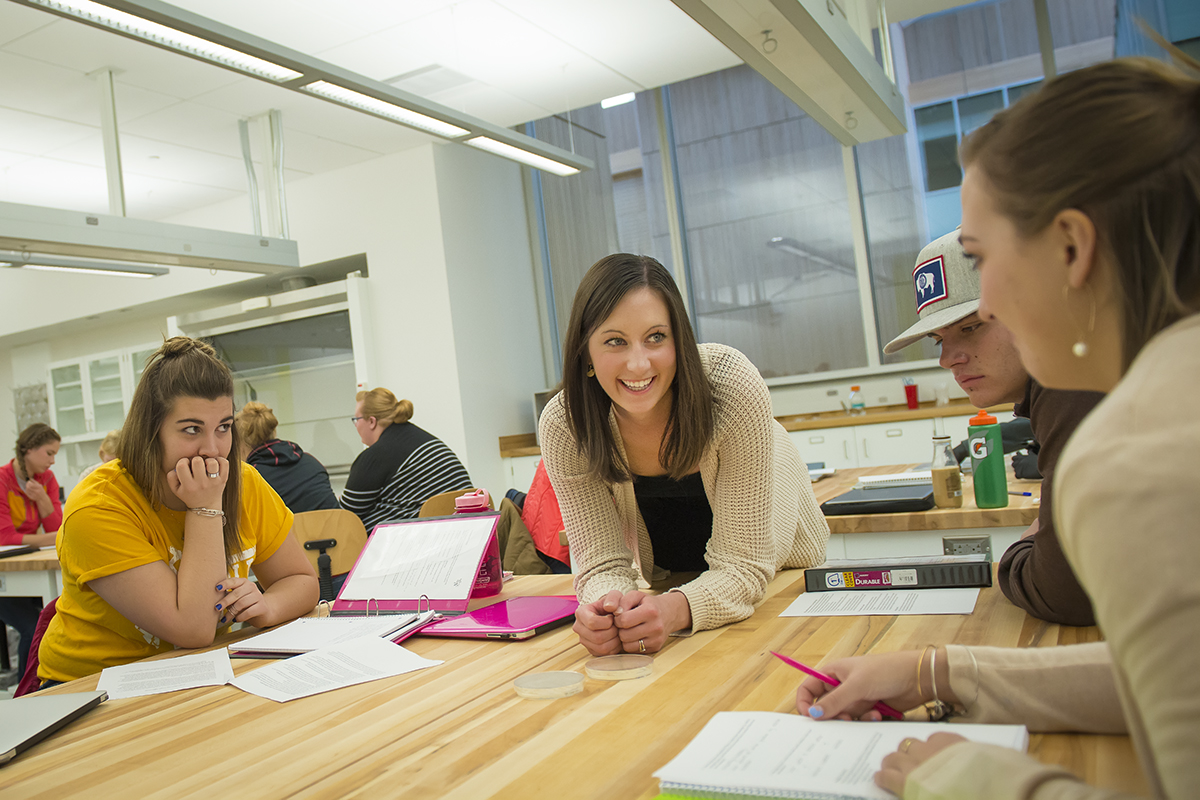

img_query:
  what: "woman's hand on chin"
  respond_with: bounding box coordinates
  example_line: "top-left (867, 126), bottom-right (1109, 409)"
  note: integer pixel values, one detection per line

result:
top-left (167, 455), bottom-right (229, 509)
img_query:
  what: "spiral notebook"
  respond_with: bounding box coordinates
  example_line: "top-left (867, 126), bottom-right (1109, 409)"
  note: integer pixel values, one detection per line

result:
top-left (654, 711), bottom-right (1027, 799)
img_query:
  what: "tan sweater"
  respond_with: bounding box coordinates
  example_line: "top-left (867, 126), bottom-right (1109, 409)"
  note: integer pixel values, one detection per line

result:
top-left (907, 314), bottom-right (1200, 799)
top-left (539, 343), bottom-right (829, 632)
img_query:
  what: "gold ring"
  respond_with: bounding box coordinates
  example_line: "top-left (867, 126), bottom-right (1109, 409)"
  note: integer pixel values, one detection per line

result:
top-left (900, 738), bottom-right (913, 754)
top-left (639, 639), bottom-right (646, 653)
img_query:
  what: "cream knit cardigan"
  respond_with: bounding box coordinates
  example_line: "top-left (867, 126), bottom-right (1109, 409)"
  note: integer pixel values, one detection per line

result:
top-left (539, 343), bottom-right (829, 632)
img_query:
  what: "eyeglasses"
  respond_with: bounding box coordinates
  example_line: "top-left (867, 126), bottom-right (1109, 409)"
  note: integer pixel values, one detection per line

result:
top-left (349, 416), bottom-right (363, 423)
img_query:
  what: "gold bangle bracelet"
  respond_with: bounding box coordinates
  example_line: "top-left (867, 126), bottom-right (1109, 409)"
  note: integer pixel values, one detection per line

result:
top-left (916, 645), bottom-right (933, 702)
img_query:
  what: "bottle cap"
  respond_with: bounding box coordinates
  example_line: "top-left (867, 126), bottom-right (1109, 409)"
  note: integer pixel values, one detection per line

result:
top-left (970, 410), bottom-right (998, 425)
top-left (850, 385), bottom-right (861, 391)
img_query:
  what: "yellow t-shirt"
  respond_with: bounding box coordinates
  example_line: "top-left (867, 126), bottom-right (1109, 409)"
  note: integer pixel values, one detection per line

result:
top-left (38, 460), bottom-right (294, 683)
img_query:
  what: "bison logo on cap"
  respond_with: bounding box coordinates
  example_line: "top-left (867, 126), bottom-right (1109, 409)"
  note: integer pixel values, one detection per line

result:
top-left (913, 255), bottom-right (949, 313)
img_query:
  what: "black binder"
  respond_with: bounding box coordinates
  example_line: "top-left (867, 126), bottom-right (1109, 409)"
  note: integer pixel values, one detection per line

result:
top-left (819, 485), bottom-right (935, 516)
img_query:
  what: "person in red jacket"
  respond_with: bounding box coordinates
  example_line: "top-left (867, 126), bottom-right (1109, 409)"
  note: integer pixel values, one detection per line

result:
top-left (1, 423), bottom-right (62, 684)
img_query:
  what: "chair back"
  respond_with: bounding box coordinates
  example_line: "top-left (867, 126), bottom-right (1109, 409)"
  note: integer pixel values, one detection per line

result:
top-left (293, 509), bottom-right (370, 601)
top-left (418, 488), bottom-right (493, 518)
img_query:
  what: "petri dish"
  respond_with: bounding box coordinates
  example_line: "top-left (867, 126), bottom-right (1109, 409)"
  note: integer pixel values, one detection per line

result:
top-left (513, 671), bottom-right (585, 699)
top-left (584, 654), bottom-right (653, 681)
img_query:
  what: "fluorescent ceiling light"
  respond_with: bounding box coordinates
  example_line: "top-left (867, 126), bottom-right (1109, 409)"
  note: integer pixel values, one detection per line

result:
top-left (465, 137), bottom-right (580, 177)
top-left (0, 249), bottom-right (168, 278)
top-left (24, 0), bottom-right (302, 81)
top-left (302, 81), bottom-right (468, 139)
top-left (601, 92), bottom-right (636, 109)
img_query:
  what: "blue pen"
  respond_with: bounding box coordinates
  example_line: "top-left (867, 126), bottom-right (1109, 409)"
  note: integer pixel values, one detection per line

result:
top-left (1008, 491), bottom-right (1033, 497)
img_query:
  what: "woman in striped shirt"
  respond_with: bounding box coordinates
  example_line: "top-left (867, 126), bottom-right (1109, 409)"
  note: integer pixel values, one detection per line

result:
top-left (341, 388), bottom-right (473, 532)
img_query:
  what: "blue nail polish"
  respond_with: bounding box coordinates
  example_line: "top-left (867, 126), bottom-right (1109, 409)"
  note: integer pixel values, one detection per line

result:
top-left (216, 584), bottom-right (223, 591)
top-left (215, 603), bottom-right (222, 610)
top-left (809, 707), bottom-right (824, 719)
top-left (220, 616), bottom-right (226, 624)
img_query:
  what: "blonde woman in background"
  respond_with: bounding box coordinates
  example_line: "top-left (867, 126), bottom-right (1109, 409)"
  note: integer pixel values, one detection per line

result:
top-left (341, 388), bottom-right (472, 531)
top-left (79, 429), bottom-right (121, 480)
top-left (235, 402), bottom-right (339, 514)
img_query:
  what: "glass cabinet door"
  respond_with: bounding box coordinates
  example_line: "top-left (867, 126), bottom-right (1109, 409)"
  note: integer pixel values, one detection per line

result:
top-left (51, 364), bottom-right (87, 437)
top-left (89, 355), bottom-right (125, 433)
top-left (132, 348), bottom-right (157, 387)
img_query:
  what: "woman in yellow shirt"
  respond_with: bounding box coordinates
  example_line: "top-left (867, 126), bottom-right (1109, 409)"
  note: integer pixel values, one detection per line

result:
top-left (38, 337), bottom-right (318, 685)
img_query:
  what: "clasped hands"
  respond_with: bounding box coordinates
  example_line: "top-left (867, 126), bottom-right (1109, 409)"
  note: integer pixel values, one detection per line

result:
top-left (793, 650), bottom-right (968, 795)
top-left (573, 589), bottom-right (690, 656)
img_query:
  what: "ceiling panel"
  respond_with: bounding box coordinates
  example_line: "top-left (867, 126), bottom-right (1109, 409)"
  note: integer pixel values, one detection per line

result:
top-left (279, 129), bottom-right (384, 176)
top-left (495, 0), bottom-right (740, 89)
top-left (0, 106), bottom-right (97, 156)
top-left (4, 15), bottom-right (244, 100)
top-left (118, 101), bottom-right (246, 159)
top-left (0, 158), bottom-right (110, 213)
top-left (0, 1), bottom-right (55, 47)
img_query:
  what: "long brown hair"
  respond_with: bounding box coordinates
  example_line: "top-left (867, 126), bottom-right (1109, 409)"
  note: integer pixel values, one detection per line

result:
top-left (960, 54), bottom-right (1200, 371)
top-left (119, 337), bottom-right (242, 565)
top-left (560, 253), bottom-right (713, 483)
top-left (15, 423), bottom-right (60, 480)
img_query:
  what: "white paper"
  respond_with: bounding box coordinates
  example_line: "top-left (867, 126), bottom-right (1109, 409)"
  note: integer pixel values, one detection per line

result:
top-left (781, 588), bottom-right (980, 617)
top-left (97, 648), bottom-right (235, 699)
top-left (655, 712), bottom-right (1027, 800)
top-left (230, 636), bottom-right (442, 702)
top-left (228, 611), bottom-right (436, 655)
top-left (339, 516), bottom-right (494, 601)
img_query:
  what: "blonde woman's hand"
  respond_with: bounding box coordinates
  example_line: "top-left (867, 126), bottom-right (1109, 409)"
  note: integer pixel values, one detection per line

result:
top-left (876, 732), bottom-right (968, 795)
top-left (23, 479), bottom-right (50, 505)
top-left (795, 651), bottom-right (928, 722)
top-left (167, 455), bottom-right (228, 510)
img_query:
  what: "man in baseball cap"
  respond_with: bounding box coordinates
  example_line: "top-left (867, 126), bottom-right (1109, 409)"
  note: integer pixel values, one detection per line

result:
top-left (888, 229), bottom-right (1104, 627)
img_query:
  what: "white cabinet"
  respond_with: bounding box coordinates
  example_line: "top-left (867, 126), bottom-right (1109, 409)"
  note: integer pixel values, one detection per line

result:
top-left (48, 343), bottom-right (159, 442)
top-left (789, 412), bottom-right (1015, 469)
top-left (502, 455), bottom-right (542, 493)
top-left (790, 428), bottom-right (858, 469)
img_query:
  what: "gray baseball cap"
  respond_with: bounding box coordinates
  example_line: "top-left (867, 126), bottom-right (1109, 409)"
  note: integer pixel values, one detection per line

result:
top-left (883, 229), bottom-right (980, 354)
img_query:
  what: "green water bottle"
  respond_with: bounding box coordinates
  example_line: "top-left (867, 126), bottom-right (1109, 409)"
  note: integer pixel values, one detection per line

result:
top-left (968, 410), bottom-right (1008, 509)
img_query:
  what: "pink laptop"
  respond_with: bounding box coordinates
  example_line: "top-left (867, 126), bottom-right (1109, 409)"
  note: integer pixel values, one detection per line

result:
top-left (416, 595), bottom-right (579, 640)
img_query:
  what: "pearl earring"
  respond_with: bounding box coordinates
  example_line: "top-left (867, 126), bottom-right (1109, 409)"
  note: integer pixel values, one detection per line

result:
top-left (1063, 285), bottom-right (1096, 358)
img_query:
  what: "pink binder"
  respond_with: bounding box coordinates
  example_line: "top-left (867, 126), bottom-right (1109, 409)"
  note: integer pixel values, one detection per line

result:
top-left (330, 513), bottom-right (502, 616)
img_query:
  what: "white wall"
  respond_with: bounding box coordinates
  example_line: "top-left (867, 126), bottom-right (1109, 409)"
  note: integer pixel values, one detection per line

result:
top-left (433, 144), bottom-right (544, 496)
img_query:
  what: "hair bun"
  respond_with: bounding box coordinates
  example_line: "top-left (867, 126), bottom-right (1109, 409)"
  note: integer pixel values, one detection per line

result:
top-left (159, 336), bottom-right (216, 359)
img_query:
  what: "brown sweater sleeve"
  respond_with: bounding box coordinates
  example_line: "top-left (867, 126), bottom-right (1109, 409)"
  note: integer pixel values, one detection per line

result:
top-left (997, 381), bottom-right (1104, 626)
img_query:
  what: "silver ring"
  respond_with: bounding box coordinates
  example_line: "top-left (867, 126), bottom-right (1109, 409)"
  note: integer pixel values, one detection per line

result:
top-left (208, 472), bottom-right (220, 479)
top-left (639, 639), bottom-right (646, 653)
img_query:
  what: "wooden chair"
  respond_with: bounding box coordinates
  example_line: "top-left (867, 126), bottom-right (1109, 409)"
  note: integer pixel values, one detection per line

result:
top-left (417, 488), bottom-right (493, 518)
top-left (292, 509), bottom-right (369, 602)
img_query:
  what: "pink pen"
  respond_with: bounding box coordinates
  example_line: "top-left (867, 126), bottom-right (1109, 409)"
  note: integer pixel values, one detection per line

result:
top-left (771, 651), bottom-right (904, 720)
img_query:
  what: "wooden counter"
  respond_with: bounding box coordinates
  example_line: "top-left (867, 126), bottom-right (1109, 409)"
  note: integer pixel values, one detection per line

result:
top-left (814, 466), bottom-right (1039, 535)
top-left (0, 549), bottom-right (61, 604)
top-left (498, 401), bottom-right (1015, 458)
top-left (3, 571), bottom-right (1145, 799)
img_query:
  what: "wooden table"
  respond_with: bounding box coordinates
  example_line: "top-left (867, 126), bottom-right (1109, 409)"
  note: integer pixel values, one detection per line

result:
top-left (0, 549), bottom-right (61, 604)
top-left (2, 572), bottom-right (1145, 799)
top-left (814, 465), bottom-right (1040, 561)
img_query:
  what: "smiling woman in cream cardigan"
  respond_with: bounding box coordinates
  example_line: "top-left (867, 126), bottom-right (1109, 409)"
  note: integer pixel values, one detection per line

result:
top-left (539, 253), bottom-right (828, 657)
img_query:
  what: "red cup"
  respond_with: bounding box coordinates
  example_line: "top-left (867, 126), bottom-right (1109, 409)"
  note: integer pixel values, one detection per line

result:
top-left (904, 384), bottom-right (919, 409)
